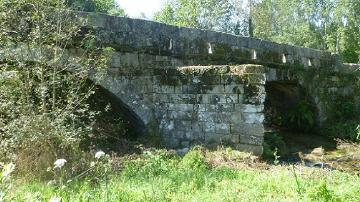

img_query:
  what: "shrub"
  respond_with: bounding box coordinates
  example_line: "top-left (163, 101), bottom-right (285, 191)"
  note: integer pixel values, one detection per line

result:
top-left (308, 181), bottom-right (340, 202)
top-left (287, 100), bottom-right (315, 132)
top-left (262, 132), bottom-right (287, 160)
top-left (323, 121), bottom-right (359, 142)
top-left (0, 163), bottom-right (15, 201)
top-left (0, 0), bottom-right (111, 180)
top-left (123, 150), bottom-right (178, 178)
top-left (180, 148), bottom-right (209, 170)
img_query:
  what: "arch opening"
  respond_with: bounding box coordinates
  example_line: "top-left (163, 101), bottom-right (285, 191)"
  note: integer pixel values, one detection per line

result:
top-left (83, 83), bottom-right (145, 153)
top-left (263, 80), bottom-right (336, 161)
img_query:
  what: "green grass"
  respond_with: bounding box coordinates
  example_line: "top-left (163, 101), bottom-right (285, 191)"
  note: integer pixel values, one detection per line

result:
top-left (6, 149), bottom-right (360, 201)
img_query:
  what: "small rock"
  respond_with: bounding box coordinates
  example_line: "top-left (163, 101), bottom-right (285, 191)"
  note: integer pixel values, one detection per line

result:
top-left (176, 148), bottom-right (190, 156)
top-left (311, 147), bottom-right (325, 156)
top-left (352, 164), bottom-right (360, 168)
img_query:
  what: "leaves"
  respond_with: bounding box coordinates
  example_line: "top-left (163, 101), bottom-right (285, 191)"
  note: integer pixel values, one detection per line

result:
top-left (0, 0), bottom-right (109, 165)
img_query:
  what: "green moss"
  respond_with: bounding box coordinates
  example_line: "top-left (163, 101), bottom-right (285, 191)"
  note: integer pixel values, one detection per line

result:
top-left (209, 44), bottom-right (232, 61)
top-left (261, 50), bottom-right (281, 63)
top-left (159, 75), bottom-right (180, 86)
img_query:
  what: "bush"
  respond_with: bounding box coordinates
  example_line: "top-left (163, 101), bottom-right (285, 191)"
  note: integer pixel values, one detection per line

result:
top-left (262, 132), bottom-right (287, 160)
top-left (308, 181), bottom-right (340, 202)
top-left (287, 101), bottom-right (315, 132)
top-left (180, 148), bottom-right (209, 170)
top-left (0, 163), bottom-right (15, 201)
top-left (323, 121), bottom-right (360, 142)
top-left (0, 0), bottom-right (111, 181)
top-left (123, 150), bottom-right (178, 178)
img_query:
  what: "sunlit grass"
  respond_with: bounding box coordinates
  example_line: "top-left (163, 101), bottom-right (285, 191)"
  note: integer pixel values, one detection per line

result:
top-left (7, 148), bottom-right (360, 201)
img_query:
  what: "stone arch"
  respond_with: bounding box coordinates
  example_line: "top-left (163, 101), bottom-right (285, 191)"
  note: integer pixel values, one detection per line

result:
top-left (90, 83), bottom-right (147, 137)
top-left (94, 73), bottom-right (156, 136)
top-left (264, 80), bottom-right (318, 132)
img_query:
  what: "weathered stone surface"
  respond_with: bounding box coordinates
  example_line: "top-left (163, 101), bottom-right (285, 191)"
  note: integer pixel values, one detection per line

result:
top-left (4, 11), bottom-right (359, 156)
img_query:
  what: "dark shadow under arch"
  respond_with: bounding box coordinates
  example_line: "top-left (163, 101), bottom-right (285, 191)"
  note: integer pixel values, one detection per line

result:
top-left (263, 80), bottom-right (336, 160)
top-left (82, 81), bottom-right (148, 153)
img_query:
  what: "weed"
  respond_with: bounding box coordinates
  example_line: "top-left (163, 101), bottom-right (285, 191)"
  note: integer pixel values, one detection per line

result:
top-left (180, 148), bottom-right (209, 170)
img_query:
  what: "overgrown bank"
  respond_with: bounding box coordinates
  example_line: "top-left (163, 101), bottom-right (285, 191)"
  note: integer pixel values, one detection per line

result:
top-left (3, 148), bottom-right (360, 201)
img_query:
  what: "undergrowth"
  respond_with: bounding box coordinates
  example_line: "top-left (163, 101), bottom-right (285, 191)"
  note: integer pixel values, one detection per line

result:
top-left (3, 147), bottom-right (360, 202)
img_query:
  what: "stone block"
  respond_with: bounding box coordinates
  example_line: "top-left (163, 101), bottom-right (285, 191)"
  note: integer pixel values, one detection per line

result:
top-left (231, 123), bottom-right (264, 136)
top-left (174, 120), bottom-right (192, 131)
top-left (211, 112), bottom-right (232, 123)
top-left (207, 85), bottom-right (225, 94)
top-left (215, 123), bottom-right (230, 134)
top-left (229, 111), bottom-right (244, 123)
top-left (174, 130), bottom-right (186, 139)
top-left (161, 85), bottom-right (175, 94)
top-left (230, 135), bottom-right (240, 144)
top-left (242, 104), bottom-right (264, 113)
top-left (224, 84), bottom-right (243, 94)
top-left (170, 94), bottom-right (197, 104)
top-left (194, 104), bottom-right (206, 112)
top-left (168, 110), bottom-right (193, 120)
top-left (206, 104), bottom-right (235, 112)
top-left (153, 94), bottom-right (169, 103)
top-left (203, 122), bottom-right (216, 133)
top-left (165, 137), bottom-right (180, 149)
top-left (168, 103), bottom-right (194, 112)
top-left (243, 113), bottom-right (265, 124)
top-left (204, 132), bottom-right (224, 143)
top-left (196, 94), bottom-right (211, 104)
top-left (239, 135), bottom-right (264, 146)
top-left (248, 74), bottom-right (266, 85)
top-left (225, 94), bottom-right (238, 104)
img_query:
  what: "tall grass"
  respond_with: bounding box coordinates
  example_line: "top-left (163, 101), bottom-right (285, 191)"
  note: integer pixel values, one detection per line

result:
top-left (6, 148), bottom-right (360, 201)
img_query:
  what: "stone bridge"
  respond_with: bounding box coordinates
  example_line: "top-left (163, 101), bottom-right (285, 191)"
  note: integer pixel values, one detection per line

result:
top-left (3, 12), bottom-right (360, 154)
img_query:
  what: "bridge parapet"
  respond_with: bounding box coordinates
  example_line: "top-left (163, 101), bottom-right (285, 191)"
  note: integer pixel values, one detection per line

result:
top-left (81, 12), bottom-right (338, 70)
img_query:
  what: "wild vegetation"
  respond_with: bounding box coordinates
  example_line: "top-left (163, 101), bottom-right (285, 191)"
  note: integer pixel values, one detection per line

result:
top-left (65, 0), bottom-right (126, 16)
top-left (3, 147), bottom-right (360, 201)
top-left (1, 0), bottom-right (360, 201)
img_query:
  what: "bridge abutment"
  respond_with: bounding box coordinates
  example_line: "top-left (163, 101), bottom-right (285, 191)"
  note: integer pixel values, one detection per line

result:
top-left (154, 65), bottom-right (266, 154)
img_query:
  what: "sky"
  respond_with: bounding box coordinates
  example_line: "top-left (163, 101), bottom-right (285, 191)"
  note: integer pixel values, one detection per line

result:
top-left (116, 0), bottom-right (165, 19)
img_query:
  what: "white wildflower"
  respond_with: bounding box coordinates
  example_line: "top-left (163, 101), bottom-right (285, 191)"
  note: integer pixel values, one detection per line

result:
top-left (49, 196), bottom-right (62, 202)
top-left (90, 161), bottom-right (96, 167)
top-left (53, 159), bottom-right (67, 169)
top-left (47, 180), bottom-right (56, 186)
top-left (2, 163), bottom-right (15, 178)
top-left (95, 151), bottom-right (105, 159)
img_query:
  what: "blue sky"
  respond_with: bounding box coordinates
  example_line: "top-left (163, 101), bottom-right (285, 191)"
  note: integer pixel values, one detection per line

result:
top-left (116, 0), bottom-right (165, 18)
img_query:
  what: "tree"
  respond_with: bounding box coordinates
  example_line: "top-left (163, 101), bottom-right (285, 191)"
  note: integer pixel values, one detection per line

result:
top-left (154, 0), bottom-right (249, 35)
top-left (252, 0), bottom-right (360, 63)
top-left (0, 0), bottom-right (111, 176)
top-left (66, 0), bottom-right (126, 16)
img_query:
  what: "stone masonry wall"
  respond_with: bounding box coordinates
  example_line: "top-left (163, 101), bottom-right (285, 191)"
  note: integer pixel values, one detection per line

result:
top-left (97, 64), bottom-right (267, 154)
top-left (153, 65), bottom-right (266, 154)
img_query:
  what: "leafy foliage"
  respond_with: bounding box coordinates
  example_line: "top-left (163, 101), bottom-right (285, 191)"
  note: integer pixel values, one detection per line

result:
top-left (65, 0), bottom-right (126, 16)
top-left (0, 0), bottom-right (111, 177)
top-left (288, 101), bottom-right (315, 132)
top-left (154, 0), bottom-right (249, 35)
top-left (253, 0), bottom-right (360, 63)
top-left (262, 132), bottom-right (287, 160)
top-left (180, 148), bottom-right (209, 170)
